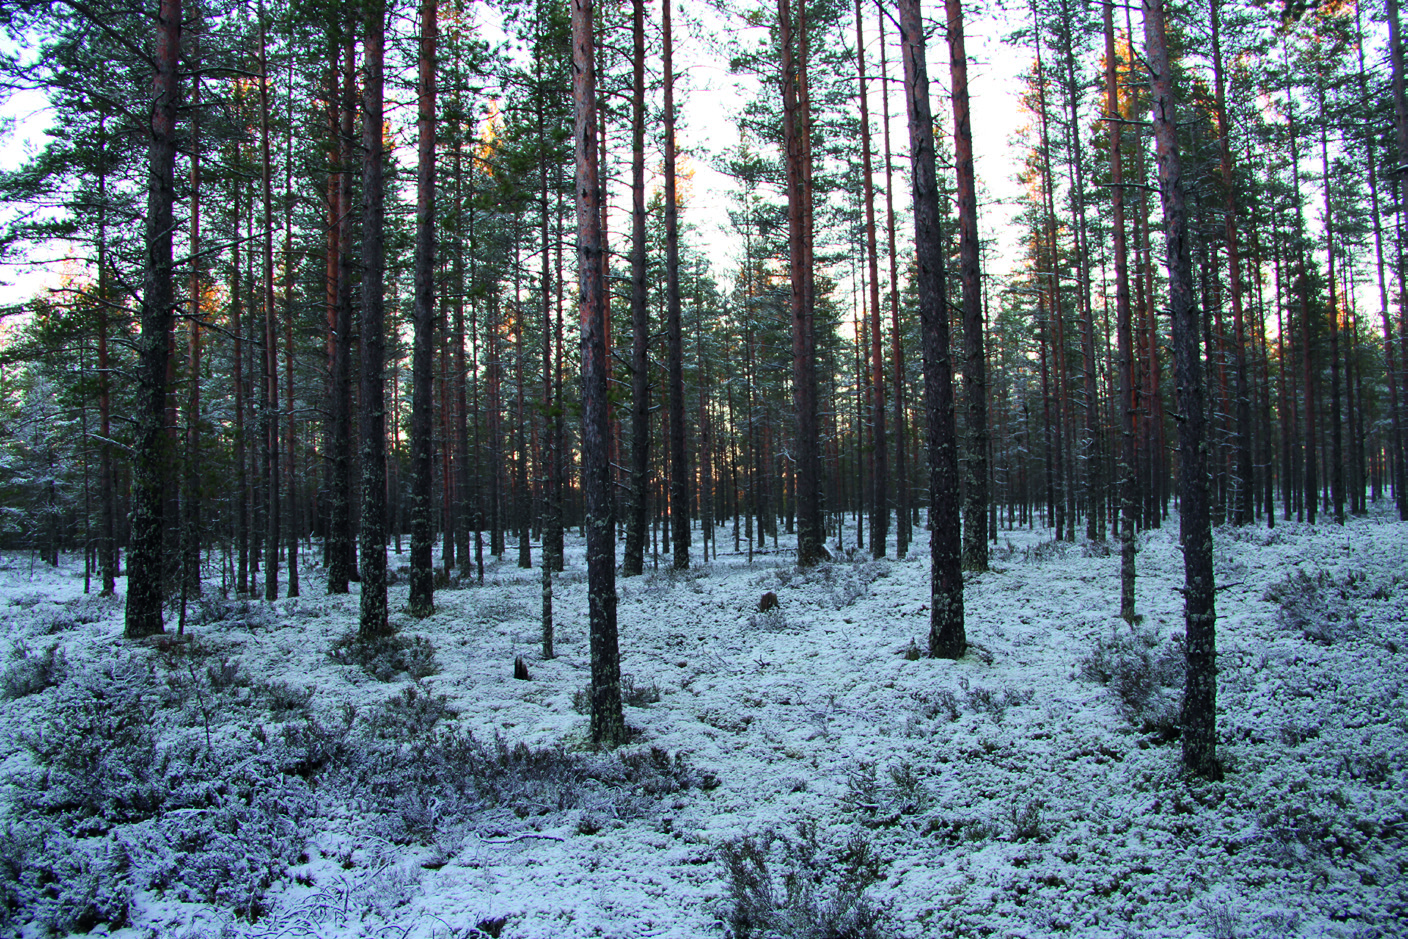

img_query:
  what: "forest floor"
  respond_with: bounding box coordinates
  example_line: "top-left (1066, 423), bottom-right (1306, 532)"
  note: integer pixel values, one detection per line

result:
top-left (1, 506), bottom-right (1406, 938)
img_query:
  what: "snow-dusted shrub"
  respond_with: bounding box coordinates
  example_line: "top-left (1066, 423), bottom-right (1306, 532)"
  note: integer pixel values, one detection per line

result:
top-left (887, 762), bottom-right (925, 815)
top-left (343, 729), bottom-right (706, 844)
top-left (1080, 627), bottom-right (1183, 739)
top-left (255, 678), bottom-right (314, 718)
top-left (0, 824), bottom-right (133, 934)
top-left (40, 597), bottom-right (106, 632)
top-left (719, 823), bottom-right (886, 939)
top-left (572, 675), bottom-right (661, 713)
top-left (18, 682), bottom-right (165, 829)
top-left (963, 684), bottom-right (1032, 724)
top-left (1024, 539), bottom-right (1070, 563)
top-left (329, 630), bottom-right (438, 681)
top-left (1080, 539), bottom-right (1111, 558)
top-left (910, 688), bottom-right (961, 722)
top-left (364, 684), bottom-right (457, 740)
top-left (189, 597), bottom-right (271, 630)
top-left (1265, 568), bottom-right (1362, 645)
top-left (150, 779), bottom-right (313, 921)
top-left (474, 594), bottom-right (524, 623)
top-left (0, 640), bottom-right (66, 699)
top-left (1008, 799), bottom-right (1046, 842)
top-left (748, 607), bottom-right (794, 632)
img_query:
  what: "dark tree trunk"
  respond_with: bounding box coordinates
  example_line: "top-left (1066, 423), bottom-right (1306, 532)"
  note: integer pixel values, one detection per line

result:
top-left (877, 5), bottom-right (909, 558)
top-left (258, 4), bottom-right (280, 603)
top-left (1317, 80), bottom-right (1345, 525)
top-left (572, 0), bottom-right (626, 748)
top-left (327, 31), bottom-right (356, 594)
top-left (125, 0), bottom-right (181, 638)
top-left (454, 133), bottom-right (474, 576)
top-left (1359, 0), bottom-right (1407, 520)
top-left (946, 0), bottom-right (987, 571)
top-left (1145, 0), bottom-right (1218, 779)
top-left (359, 0), bottom-right (391, 638)
top-left (664, 0), bottom-right (689, 571)
top-left (1210, 0), bottom-right (1252, 526)
top-left (779, 0), bottom-right (825, 567)
top-left (623, 0), bottom-right (650, 577)
top-left (409, 0), bottom-right (437, 617)
top-left (1104, 0), bottom-right (1136, 622)
top-left (899, 0), bottom-right (964, 659)
top-left (854, 0), bottom-right (886, 558)
top-left (183, 56), bottom-right (202, 608)
top-left (97, 147), bottom-right (116, 595)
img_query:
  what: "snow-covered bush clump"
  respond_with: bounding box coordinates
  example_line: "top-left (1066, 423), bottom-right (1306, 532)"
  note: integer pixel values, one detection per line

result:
top-left (719, 823), bottom-right (887, 939)
top-left (1080, 626), bottom-right (1183, 738)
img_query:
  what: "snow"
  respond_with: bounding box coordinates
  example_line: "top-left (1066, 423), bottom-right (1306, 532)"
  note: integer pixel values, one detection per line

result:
top-left (1, 507), bottom-right (1406, 938)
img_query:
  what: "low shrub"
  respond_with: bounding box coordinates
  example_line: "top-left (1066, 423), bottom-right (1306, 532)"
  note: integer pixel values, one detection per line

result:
top-left (329, 631), bottom-right (438, 681)
top-left (719, 823), bottom-right (886, 939)
top-left (1, 640), bottom-right (67, 699)
top-left (1265, 568), bottom-right (1362, 645)
top-left (1080, 627), bottom-right (1182, 739)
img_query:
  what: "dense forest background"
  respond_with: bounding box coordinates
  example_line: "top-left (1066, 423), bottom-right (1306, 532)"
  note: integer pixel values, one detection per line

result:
top-left (0, 0), bottom-right (1404, 773)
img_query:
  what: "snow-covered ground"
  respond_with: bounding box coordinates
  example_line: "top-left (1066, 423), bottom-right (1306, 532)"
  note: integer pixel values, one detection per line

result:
top-left (1, 507), bottom-right (1405, 938)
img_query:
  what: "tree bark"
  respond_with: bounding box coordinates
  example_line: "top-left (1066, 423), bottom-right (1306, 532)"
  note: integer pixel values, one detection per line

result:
top-left (1210, 0), bottom-right (1252, 526)
top-left (409, 0), bottom-right (438, 616)
top-left (258, 2), bottom-right (280, 603)
top-left (899, 0), bottom-right (964, 659)
top-left (623, 0), bottom-right (650, 577)
top-left (328, 30), bottom-right (356, 594)
top-left (1145, 0), bottom-right (1218, 779)
top-left (572, 0), bottom-right (626, 748)
top-left (359, 0), bottom-right (391, 638)
top-left (946, 0), bottom-right (988, 571)
top-left (854, 0), bottom-right (886, 558)
top-left (779, 0), bottom-right (825, 567)
top-left (877, 4), bottom-right (909, 558)
top-left (125, 0), bottom-right (181, 638)
top-left (664, 0), bottom-right (689, 570)
top-left (1105, 0), bottom-right (1136, 623)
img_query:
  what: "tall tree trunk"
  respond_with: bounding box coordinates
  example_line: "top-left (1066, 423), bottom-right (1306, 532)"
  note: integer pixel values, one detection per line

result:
top-left (258, 2), bottom-right (280, 602)
top-left (1359, 0), bottom-right (1407, 519)
top-left (184, 37), bottom-right (202, 606)
top-left (125, 0), bottom-right (181, 638)
top-left (664, 0), bottom-right (689, 571)
top-left (282, 55), bottom-right (300, 600)
top-left (899, 0), bottom-right (964, 659)
top-left (409, 0), bottom-right (438, 617)
top-left (854, 0), bottom-right (886, 558)
top-left (1317, 80), bottom-right (1345, 525)
top-left (572, 0), bottom-right (626, 748)
top-left (1210, 0), bottom-right (1253, 527)
top-left (877, 5), bottom-right (909, 558)
top-left (328, 31), bottom-right (357, 593)
top-left (947, 0), bottom-right (988, 571)
top-left (780, 0), bottom-right (825, 566)
top-left (454, 139), bottom-right (474, 579)
top-left (1145, 0), bottom-right (1218, 779)
top-left (96, 113), bottom-right (116, 595)
top-left (359, 0), bottom-right (391, 638)
top-left (623, 0), bottom-right (650, 576)
top-left (1105, 0), bottom-right (1136, 623)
